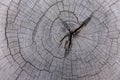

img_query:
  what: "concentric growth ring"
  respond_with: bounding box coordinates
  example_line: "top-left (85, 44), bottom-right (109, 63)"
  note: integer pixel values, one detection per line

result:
top-left (2, 0), bottom-right (120, 80)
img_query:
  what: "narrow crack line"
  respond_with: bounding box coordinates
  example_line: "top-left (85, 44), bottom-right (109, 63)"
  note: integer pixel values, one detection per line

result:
top-left (41, 38), bottom-right (64, 59)
top-left (59, 18), bottom-right (71, 32)
top-left (72, 13), bottom-right (93, 35)
top-left (64, 33), bottom-right (73, 58)
top-left (59, 34), bottom-right (69, 47)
